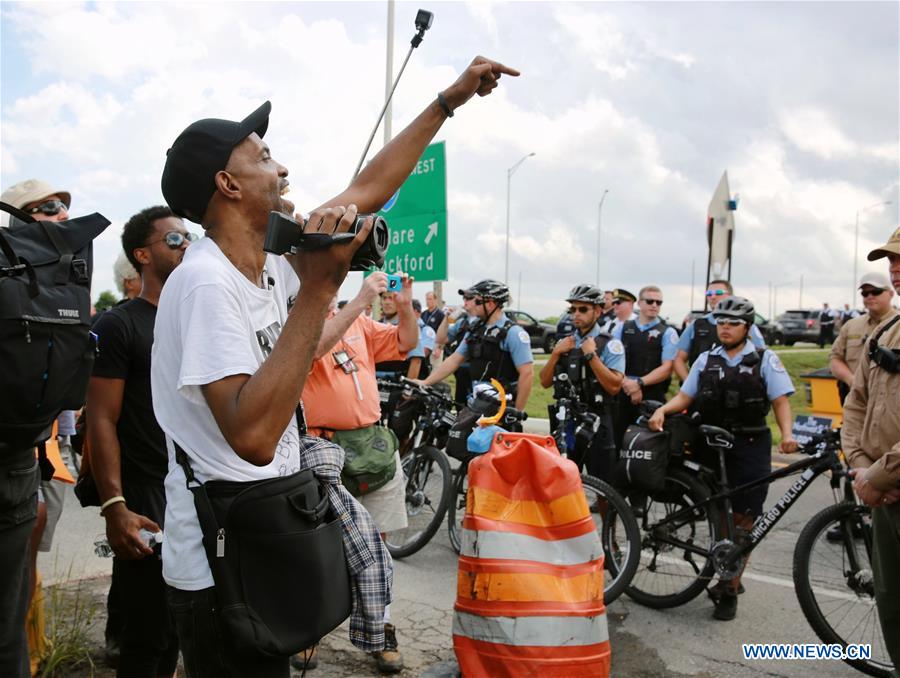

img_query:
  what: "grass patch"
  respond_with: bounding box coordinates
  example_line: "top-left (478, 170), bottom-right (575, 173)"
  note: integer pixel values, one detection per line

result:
top-left (38, 569), bottom-right (99, 677)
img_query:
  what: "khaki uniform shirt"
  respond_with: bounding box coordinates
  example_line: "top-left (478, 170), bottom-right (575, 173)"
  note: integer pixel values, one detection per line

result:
top-left (831, 309), bottom-right (899, 375)
top-left (842, 314), bottom-right (900, 491)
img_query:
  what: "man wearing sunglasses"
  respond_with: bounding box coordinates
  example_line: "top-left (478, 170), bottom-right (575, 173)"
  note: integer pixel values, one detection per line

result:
top-left (830, 272), bottom-right (897, 403)
top-left (87, 205), bottom-right (194, 677)
top-left (612, 286), bottom-right (679, 448)
top-left (842, 228), bottom-right (900, 672)
top-left (0, 178), bottom-right (76, 677)
top-left (421, 279), bottom-right (533, 411)
top-left (601, 288), bottom-right (638, 337)
top-left (674, 279), bottom-right (766, 382)
top-left (650, 296), bottom-right (797, 621)
top-left (540, 284), bottom-right (624, 477)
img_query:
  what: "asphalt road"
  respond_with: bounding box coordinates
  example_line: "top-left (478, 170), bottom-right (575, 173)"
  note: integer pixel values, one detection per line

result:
top-left (40, 454), bottom-right (869, 677)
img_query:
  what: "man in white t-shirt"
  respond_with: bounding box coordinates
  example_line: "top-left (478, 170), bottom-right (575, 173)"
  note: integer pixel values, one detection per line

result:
top-left (152, 57), bottom-right (519, 677)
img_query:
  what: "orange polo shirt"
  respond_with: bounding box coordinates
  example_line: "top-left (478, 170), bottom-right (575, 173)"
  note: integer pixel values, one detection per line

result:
top-left (302, 314), bottom-right (406, 432)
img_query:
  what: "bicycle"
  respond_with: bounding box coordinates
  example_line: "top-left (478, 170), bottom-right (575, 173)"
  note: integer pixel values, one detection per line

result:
top-left (447, 388), bottom-right (642, 605)
top-left (547, 379), bottom-right (642, 604)
top-left (625, 423), bottom-right (893, 677)
top-left (379, 378), bottom-right (455, 559)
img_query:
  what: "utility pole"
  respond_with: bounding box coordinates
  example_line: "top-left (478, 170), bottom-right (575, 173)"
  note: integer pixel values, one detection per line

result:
top-left (596, 189), bottom-right (609, 287)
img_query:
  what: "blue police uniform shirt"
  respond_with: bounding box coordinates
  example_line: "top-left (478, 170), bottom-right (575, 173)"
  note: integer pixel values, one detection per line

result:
top-left (447, 314), bottom-right (478, 343)
top-left (455, 312), bottom-right (533, 368)
top-left (612, 318), bottom-right (679, 377)
top-left (677, 313), bottom-right (766, 353)
top-left (575, 322), bottom-right (625, 373)
top-left (681, 342), bottom-right (794, 401)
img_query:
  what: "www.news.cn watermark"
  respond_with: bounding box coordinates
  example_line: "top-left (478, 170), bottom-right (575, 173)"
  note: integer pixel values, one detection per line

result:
top-left (742, 643), bottom-right (872, 661)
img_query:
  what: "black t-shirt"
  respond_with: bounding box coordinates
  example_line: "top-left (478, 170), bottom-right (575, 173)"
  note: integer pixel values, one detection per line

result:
top-left (91, 298), bottom-right (167, 524)
top-left (421, 307), bottom-right (445, 333)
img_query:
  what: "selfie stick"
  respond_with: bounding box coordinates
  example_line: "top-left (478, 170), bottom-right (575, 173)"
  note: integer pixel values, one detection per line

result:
top-left (351, 9), bottom-right (434, 181)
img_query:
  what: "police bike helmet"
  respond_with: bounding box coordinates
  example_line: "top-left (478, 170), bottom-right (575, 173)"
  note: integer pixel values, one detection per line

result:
top-left (566, 284), bottom-right (604, 305)
top-left (711, 295), bottom-right (755, 325)
top-left (468, 382), bottom-right (505, 417)
top-left (468, 279), bottom-right (510, 306)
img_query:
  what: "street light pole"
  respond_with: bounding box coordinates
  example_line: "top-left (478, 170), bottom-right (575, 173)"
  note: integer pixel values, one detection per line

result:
top-left (852, 200), bottom-right (892, 305)
top-left (505, 152), bottom-right (535, 285)
top-left (596, 189), bottom-right (609, 287)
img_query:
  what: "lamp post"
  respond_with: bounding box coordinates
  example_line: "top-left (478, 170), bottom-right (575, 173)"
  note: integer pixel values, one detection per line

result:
top-left (852, 200), bottom-right (892, 304)
top-left (596, 189), bottom-right (609, 287)
top-left (505, 152), bottom-right (535, 285)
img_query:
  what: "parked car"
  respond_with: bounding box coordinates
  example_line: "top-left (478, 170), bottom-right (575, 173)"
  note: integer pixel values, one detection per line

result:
top-left (681, 309), bottom-right (777, 345)
top-left (771, 309), bottom-right (822, 345)
top-left (506, 310), bottom-right (558, 353)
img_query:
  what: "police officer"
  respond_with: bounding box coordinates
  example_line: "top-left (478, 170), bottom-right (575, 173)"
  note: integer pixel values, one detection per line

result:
top-left (375, 288), bottom-right (430, 380)
top-left (422, 279), bottom-right (533, 409)
top-left (435, 287), bottom-right (479, 407)
top-left (674, 279), bottom-right (766, 382)
top-left (830, 272), bottom-right (897, 404)
top-left (602, 288), bottom-right (638, 336)
top-left (540, 285), bottom-right (625, 478)
top-left (613, 285), bottom-right (680, 447)
top-left (842, 226), bottom-right (900, 670)
top-left (649, 296), bottom-right (798, 621)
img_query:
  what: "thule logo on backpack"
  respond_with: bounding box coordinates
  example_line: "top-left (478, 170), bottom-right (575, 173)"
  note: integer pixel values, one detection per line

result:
top-left (620, 448), bottom-right (654, 461)
top-left (58, 309), bottom-right (79, 318)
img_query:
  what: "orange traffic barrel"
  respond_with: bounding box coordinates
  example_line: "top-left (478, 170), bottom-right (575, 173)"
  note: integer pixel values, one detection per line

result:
top-left (452, 432), bottom-right (610, 678)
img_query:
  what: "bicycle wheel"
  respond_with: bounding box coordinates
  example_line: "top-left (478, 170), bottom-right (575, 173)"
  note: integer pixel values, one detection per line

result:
top-left (793, 502), bottom-right (893, 677)
top-left (580, 474), bottom-right (641, 605)
top-left (447, 463), bottom-right (469, 554)
top-left (384, 445), bottom-right (452, 559)
top-left (626, 468), bottom-right (721, 608)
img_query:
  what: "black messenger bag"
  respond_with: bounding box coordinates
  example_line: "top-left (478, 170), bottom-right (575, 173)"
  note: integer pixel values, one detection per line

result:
top-left (174, 443), bottom-right (352, 657)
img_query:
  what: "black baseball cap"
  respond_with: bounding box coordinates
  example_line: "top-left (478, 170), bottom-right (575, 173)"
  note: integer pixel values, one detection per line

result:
top-left (160, 101), bottom-right (272, 224)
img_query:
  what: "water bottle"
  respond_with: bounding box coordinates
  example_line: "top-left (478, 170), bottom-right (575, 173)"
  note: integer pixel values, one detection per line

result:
top-left (93, 529), bottom-right (164, 557)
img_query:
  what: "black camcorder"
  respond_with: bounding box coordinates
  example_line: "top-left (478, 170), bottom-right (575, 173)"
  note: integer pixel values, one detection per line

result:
top-left (263, 211), bottom-right (389, 271)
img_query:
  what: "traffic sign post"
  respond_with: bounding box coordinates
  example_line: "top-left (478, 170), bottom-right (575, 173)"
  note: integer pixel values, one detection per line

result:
top-left (377, 141), bottom-right (447, 281)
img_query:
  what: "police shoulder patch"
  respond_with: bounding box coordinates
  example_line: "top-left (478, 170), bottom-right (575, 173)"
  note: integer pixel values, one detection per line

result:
top-left (668, 329), bottom-right (679, 344)
top-left (608, 339), bottom-right (625, 355)
top-left (768, 353), bottom-right (787, 373)
top-left (518, 329), bottom-right (531, 344)
top-left (424, 326), bottom-right (436, 339)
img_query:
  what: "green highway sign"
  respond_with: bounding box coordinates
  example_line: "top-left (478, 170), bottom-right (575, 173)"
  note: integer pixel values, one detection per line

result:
top-left (377, 141), bottom-right (447, 281)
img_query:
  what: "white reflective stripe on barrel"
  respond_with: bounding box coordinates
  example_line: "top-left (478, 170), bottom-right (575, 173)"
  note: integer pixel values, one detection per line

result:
top-left (453, 611), bottom-right (609, 647)
top-left (460, 527), bottom-right (602, 565)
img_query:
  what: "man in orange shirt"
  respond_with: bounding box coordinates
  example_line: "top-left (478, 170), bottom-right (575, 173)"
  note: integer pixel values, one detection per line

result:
top-left (299, 270), bottom-right (417, 674)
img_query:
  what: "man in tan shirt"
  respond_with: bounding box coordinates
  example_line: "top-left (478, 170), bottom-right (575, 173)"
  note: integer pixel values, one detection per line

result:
top-left (841, 226), bottom-right (900, 670)
top-left (830, 272), bottom-right (897, 402)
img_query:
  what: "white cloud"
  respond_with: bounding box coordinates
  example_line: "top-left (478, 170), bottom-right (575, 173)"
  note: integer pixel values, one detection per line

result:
top-left (779, 107), bottom-right (898, 163)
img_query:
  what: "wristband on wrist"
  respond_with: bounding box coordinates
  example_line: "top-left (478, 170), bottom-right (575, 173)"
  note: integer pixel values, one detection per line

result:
top-left (100, 496), bottom-right (126, 515)
top-left (636, 377), bottom-right (645, 388)
top-left (437, 92), bottom-right (454, 118)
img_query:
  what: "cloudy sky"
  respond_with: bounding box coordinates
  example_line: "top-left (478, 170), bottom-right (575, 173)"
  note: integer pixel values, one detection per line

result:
top-left (2, 1), bottom-right (898, 322)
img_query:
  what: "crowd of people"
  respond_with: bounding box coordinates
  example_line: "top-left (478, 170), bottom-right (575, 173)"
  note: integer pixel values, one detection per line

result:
top-left (1, 52), bottom-right (898, 678)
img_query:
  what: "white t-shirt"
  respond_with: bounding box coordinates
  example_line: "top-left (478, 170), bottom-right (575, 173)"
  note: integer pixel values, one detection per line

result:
top-left (151, 236), bottom-right (302, 590)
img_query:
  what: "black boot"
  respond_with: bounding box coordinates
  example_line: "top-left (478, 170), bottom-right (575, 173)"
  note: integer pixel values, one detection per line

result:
top-left (713, 590), bottom-right (738, 621)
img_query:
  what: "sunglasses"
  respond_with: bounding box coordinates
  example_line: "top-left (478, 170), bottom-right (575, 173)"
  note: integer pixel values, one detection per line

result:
top-left (641, 298), bottom-right (663, 306)
top-left (568, 305), bottom-right (592, 314)
top-left (715, 318), bottom-right (747, 327)
top-left (145, 231), bottom-right (199, 249)
top-left (27, 199), bottom-right (68, 216)
top-left (473, 298), bottom-right (486, 306)
top-left (612, 299), bottom-right (622, 306)
top-left (860, 288), bottom-right (886, 298)
top-left (706, 289), bottom-right (728, 297)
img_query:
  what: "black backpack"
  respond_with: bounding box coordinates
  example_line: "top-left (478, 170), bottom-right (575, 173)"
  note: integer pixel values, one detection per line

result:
top-left (0, 201), bottom-right (110, 451)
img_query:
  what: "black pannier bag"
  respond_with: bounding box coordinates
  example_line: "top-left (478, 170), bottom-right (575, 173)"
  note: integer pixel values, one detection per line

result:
top-left (613, 423), bottom-right (670, 492)
top-left (0, 202), bottom-right (109, 450)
